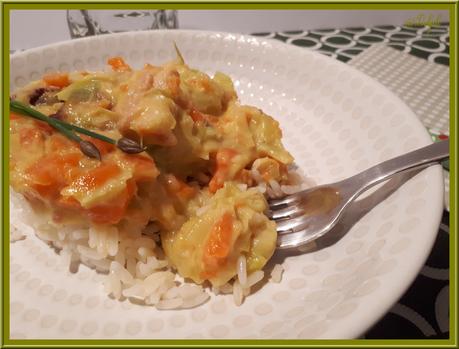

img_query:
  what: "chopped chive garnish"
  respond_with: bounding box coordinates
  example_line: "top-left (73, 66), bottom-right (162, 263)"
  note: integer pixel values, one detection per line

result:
top-left (10, 100), bottom-right (145, 158)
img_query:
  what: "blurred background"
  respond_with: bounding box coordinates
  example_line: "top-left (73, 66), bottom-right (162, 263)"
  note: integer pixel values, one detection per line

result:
top-left (10, 10), bottom-right (449, 50)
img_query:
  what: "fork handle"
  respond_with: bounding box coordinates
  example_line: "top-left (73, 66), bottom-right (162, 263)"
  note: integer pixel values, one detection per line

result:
top-left (342, 140), bottom-right (449, 198)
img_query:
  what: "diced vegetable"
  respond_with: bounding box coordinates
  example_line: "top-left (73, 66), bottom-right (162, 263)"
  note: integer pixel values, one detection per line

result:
top-left (66, 163), bottom-right (121, 194)
top-left (87, 179), bottom-right (136, 224)
top-left (10, 112), bottom-right (22, 120)
top-left (107, 56), bottom-right (131, 72)
top-left (27, 152), bottom-right (82, 198)
top-left (209, 148), bottom-right (238, 193)
top-left (43, 72), bottom-right (70, 88)
top-left (202, 212), bottom-right (234, 277)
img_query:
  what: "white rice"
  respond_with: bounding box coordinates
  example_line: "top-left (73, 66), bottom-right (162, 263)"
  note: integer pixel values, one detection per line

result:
top-left (9, 162), bottom-right (310, 310)
top-left (265, 186), bottom-right (275, 198)
top-left (251, 162), bottom-right (314, 199)
top-left (91, 258), bottom-right (111, 273)
top-left (178, 284), bottom-right (204, 299)
top-left (181, 292), bottom-right (210, 309)
top-left (104, 273), bottom-right (122, 299)
top-left (163, 286), bottom-right (181, 300)
top-left (233, 279), bottom-right (243, 306)
top-left (251, 168), bottom-right (264, 183)
top-left (110, 261), bottom-right (135, 286)
top-left (77, 245), bottom-right (106, 261)
top-left (137, 247), bottom-right (154, 262)
top-left (146, 293), bottom-right (161, 305)
top-left (280, 184), bottom-right (301, 195)
top-left (246, 270), bottom-right (265, 288)
top-left (256, 182), bottom-right (267, 194)
top-left (71, 229), bottom-right (89, 240)
top-left (156, 297), bottom-right (184, 310)
top-left (60, 249), bottom-right (73, 270)
top-left (237, 255), bottom-right (247, 286)
top-left (126, 257), bottom-right (137, 276)
top-left (122, 283), bottom-right (146, 299)
top-left (268, 179), bottom-right (283, 198)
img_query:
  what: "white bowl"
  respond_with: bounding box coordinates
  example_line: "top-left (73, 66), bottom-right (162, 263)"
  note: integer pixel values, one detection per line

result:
top-left (9, 30), bottom-right (444, 339)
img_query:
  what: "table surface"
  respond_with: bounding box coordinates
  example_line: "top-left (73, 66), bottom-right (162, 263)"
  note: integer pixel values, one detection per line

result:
top-left (9, 11), bottom-right (450, 340)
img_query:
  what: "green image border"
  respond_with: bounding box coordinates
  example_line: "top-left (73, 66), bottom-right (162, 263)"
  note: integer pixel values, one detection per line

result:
top-left (1, 1), bottom-right (457, 347)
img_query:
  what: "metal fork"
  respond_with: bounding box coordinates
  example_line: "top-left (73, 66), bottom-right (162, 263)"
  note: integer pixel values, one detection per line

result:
top-left (270, 140), bottom-right (449, 249)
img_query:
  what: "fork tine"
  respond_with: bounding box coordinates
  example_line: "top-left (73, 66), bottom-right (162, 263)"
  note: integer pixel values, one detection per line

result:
top-left (277, 229), bottom-right (317, 249)
top-left (276, 215), bottom-right (313, 234)
top-left (268, 191), bottom-right (305, 208)
top-left (268, 204), bottom-right (305, 220)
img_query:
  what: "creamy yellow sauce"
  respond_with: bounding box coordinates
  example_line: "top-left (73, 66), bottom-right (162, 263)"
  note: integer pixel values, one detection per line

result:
top-left (10, 54), bottom-right (294, 286)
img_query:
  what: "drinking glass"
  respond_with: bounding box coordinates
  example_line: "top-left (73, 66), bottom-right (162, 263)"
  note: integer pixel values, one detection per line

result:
top-left (67, 10), bottom-right (178, 38)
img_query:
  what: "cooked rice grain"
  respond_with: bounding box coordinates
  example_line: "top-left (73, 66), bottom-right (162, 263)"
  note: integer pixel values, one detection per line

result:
top-left (280, 184), bottom-right (302, 195)
top-left (110, 261), bottom-right (135, 286)
top-left (246, 270), bottom-right (264, 287)
top-left (237, 255), bottom-right (247, 286)
top-left (122, 283), bottom-right (146, 299)
top-left (180, 292), bottom-right (210, 309)
top-left (251, 168), bottom-right (263, 183)
top-left (233, 280), bottom-right (244, 306)
top-left (268, 179), bottom-right (283, 197)
top-left (256, 183), bottom-right (267, 194)
top-left (77, 245), bottom-right (105, 260)
top-left (156, 297), bottom-right (184, 310)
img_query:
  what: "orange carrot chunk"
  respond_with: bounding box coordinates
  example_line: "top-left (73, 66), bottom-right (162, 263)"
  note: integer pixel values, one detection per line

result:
top-left (202, 212), bottom-right (233, 278)
top-left (208, 149), bottom-right (237, 193)
top-left (19, 127), bottom-right (44, 145)
top-left (189, 108), bottom-right (218, 124)
top-left (189, 108), bottom-right (205, 122)
top-left (70, 163), bottom-right (121, 193)
top-left (107, 56), bottom-right (131, 72)
top-left (48, 133), bottom-right (79, 152)
top-left (27, 152), bottom-right (82, 199)
top-left (10, 112), bottom-right (22, 120)
top-left (43, 72), bottom-right (70, 88)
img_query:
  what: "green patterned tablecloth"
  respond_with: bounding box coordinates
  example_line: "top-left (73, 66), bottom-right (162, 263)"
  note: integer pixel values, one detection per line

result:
top-left (253, 23), bottom-right (449, 65)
